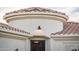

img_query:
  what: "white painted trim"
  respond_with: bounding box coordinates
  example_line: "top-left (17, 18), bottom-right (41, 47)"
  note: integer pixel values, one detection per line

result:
top-left (4, 12), bottom-right (68, 23)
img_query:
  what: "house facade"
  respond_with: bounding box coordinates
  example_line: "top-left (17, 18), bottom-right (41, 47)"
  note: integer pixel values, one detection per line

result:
top-left (0, 7), bottom-right (79, 51)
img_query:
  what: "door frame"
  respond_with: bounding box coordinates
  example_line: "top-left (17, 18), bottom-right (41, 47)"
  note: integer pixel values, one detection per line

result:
top-left (30, 40), bottom-right (45, 51)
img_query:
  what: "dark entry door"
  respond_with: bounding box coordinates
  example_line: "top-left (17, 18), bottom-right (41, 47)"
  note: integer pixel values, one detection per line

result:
top-left (31, 40), bottom-right (45, 51)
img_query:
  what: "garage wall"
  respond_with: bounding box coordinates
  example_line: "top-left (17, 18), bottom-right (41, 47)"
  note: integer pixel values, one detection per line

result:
top-left (0, 37), bottom-right (30, 51)
top-left (50, 38), bottom-right (79, 51)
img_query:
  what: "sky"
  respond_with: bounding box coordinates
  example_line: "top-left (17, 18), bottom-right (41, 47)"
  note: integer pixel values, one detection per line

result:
top-left (0, 7), bottom-right (79, 23)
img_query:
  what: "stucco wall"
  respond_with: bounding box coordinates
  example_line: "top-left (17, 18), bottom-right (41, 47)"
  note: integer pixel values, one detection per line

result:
top-left (0, 34), bottom-right (79, 51)
top-left (8, 18), bottom-right (63, 35)
top-left (50, 38), bottom-right (79, 51)
top-left (63, 41), bottom-right (79, 51)
top-left (0, 37), bottom-right (30, 51)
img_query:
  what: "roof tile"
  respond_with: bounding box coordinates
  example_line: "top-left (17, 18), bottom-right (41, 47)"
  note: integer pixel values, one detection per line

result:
top-left (51, 22), bottom-right (79, 35)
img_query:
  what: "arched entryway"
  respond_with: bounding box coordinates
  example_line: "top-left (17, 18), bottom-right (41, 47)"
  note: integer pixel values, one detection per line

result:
top-left (29, 35), bottom-right (50, 51)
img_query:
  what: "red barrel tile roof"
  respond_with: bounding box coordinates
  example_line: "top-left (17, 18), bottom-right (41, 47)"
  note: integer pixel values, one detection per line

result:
top-left (51, 22), bottom-right (79, 35)
top-left (0, 23), bottom-right (30, 34)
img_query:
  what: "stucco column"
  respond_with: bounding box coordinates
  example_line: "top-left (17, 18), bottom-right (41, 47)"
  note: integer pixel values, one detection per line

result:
top-left (25, 38), bottom-right (30, 51)
top-left (45, 39), bottom-right (50, 51)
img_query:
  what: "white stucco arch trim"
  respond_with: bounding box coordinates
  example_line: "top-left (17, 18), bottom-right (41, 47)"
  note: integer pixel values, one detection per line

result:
top-left (4, 12), bottom-right (68, 23)
top-left (29, 35), bottom-right (50, 40)
top-left (51, 34), bottom-right (79, 41)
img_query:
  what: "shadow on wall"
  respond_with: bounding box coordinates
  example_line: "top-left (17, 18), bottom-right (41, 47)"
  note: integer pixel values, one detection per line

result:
top-left (14, 48), bottom-right (19, 51)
